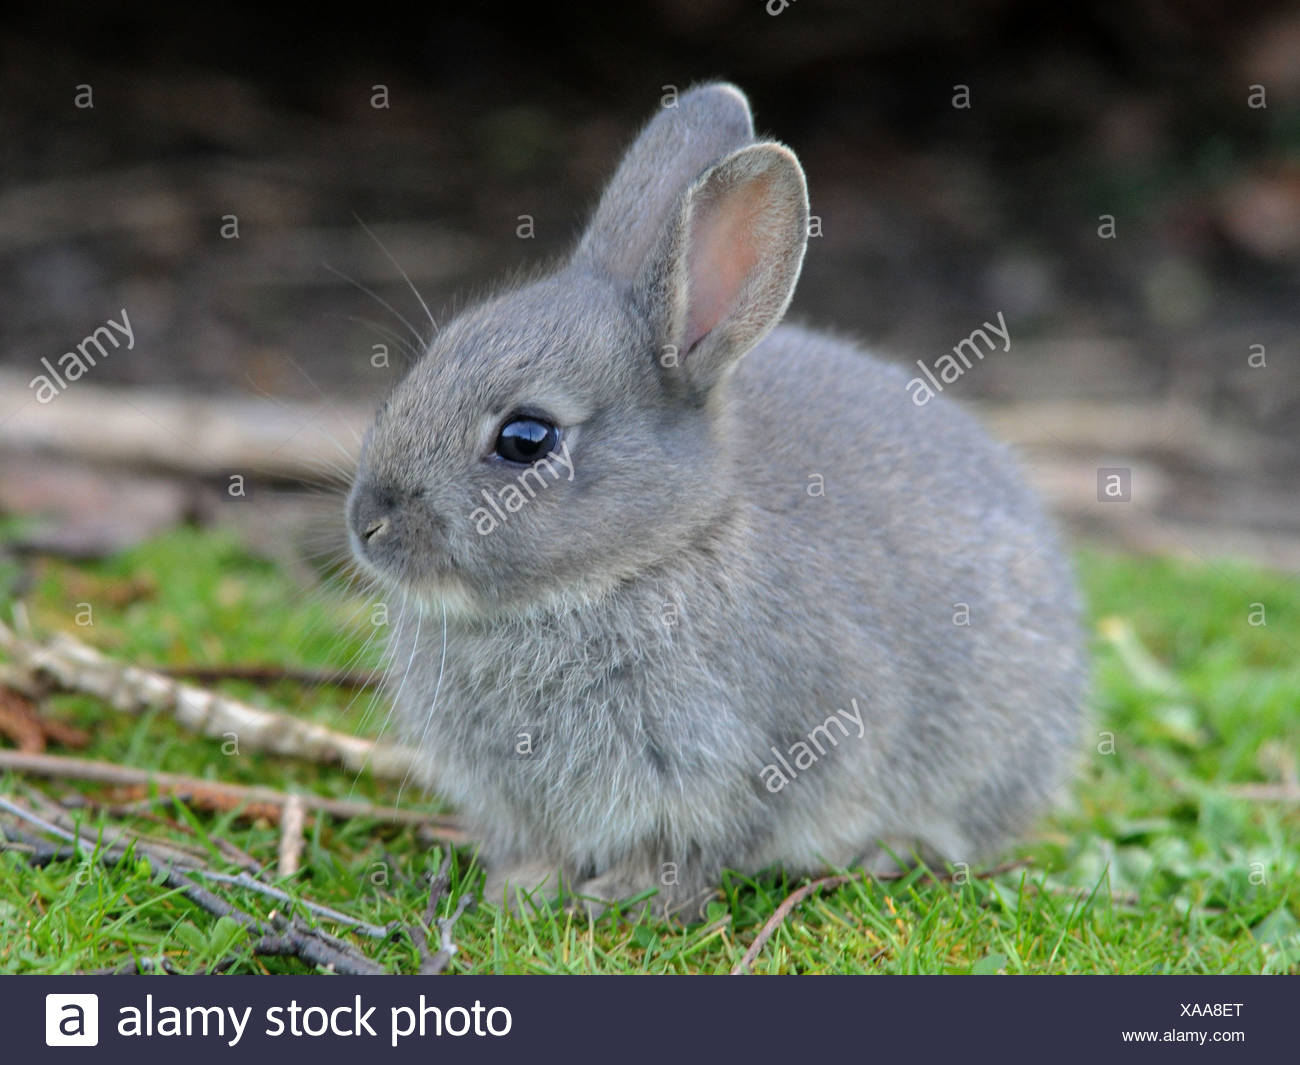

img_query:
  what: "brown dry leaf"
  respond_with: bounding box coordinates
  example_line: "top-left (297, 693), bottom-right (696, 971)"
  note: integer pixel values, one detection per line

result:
top-left (107, 783), bottom-right (288, 824)
top-left (59, 569), bottom-right (159, 610)
top-left (0, 688), bottom-right (45, 752)
top-left (0, 687), bottom-right (91, 752)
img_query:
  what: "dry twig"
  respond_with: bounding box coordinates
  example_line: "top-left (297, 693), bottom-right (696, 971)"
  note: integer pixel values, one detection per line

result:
top-left (0, 794), bottom-right (390, 974)
top-left (411, 853), bottom-right (473, 975)
top-left (0, 749), bottom-right (468, 839)
top-left (4, 786), bottom-right (393, 935)
top-left (0, 618), bottom-right (417, 781)
top-left (68, 798), bottom-right (266, 873)
top-left (277, 793), bottom-right (307, 877)
top-left (0, 369), bottom-right (365, 481)
top-left (159, 663), bottom-right (379, 691)
top-left (731, 858), bottom-right (1031, 975)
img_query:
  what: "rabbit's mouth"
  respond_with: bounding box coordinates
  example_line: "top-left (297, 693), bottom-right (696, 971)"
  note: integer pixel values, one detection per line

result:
top-left (343, 500), bottom-right (492, 617)
top-left (408, 574), bottom-right (482, 618)
top-left (347, 474), bottom-right (451, 570)
top-left (350, 538), bottom-right (488, 617)
top-left (380, 549), bottom-right (627, 624)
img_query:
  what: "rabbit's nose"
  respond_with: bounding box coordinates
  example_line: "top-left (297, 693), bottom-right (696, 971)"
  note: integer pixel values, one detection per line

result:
top-left (348, 480), bottom-right (447, 577)
top-left (348, 481), bottom-right (401, 552)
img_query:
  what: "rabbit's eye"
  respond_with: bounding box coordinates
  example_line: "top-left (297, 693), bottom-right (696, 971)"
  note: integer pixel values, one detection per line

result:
top-left (495, 416), bottom-right (560, 464)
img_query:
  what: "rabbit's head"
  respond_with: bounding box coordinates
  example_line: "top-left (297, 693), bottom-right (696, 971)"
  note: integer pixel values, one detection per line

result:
top-left (348, 84), bottom-right (809, 614)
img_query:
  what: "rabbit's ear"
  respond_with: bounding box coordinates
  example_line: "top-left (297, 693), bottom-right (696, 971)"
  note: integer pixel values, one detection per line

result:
top-left (575, 83), bottom-right (754, 280)
top-left (646, 142), bottom-right (809, 394)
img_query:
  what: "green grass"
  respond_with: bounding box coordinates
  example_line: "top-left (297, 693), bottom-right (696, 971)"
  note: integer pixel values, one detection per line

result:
top-left (1, 526), bottom-right (1297, 974)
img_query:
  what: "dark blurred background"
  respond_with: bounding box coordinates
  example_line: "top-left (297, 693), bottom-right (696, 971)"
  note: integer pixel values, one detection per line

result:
top-left (1, 1), bottom-right (1298, 567)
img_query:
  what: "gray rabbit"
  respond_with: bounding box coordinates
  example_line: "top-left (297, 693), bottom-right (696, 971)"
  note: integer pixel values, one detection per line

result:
top-left (347, 83), bottom-right (1087, 918)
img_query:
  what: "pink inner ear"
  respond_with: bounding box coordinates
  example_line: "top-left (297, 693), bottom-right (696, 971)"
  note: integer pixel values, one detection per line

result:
top-left (683, 178), bottom-right (768, 352)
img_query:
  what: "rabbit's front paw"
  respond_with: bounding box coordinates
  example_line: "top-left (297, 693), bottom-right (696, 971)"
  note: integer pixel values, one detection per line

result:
top-left (482, 861), bottom-right (566, 914)
top-left (574, 867), bottom-right (716, 923)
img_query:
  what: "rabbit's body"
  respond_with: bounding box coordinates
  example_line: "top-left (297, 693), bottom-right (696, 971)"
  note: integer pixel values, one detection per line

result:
top-left (350, 84), bottom-right (1086, 914)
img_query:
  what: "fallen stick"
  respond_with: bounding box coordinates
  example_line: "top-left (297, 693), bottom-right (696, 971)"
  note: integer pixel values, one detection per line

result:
top-left (0, 619), bottom-right (418, 782)
top-left (80, 800), bottom-right (266, 873)
top-left (0, 369), bottom-right (366, 481)
top-left (0, 795), bottom-right (389, 974)
top-left (0, 750), bottom-right (468, 840)
top-left (158, 663), bottom-right (380, 691)
top-left (731, 858), bottom-right (1031, 975)
top-left (278, 793), bottom-right (306, 877)
top-left (5, 785), bottom-right (395, 936)
top-left (1128, 747), bottom-right (1300, 805)
top-left (411, 854), bottom-right (473, 975)
top-left (188, 869), bottom-right (391, 938)
top-left (16, 784), bottom-right (219, 871)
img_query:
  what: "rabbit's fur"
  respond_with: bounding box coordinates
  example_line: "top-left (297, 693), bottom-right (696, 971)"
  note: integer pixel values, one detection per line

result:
top-left (348, 83), bottom-right (1086, 917)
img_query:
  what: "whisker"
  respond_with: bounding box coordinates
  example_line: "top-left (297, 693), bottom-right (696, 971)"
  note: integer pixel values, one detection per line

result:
top-left (353, 213), bottom-right (438, 333)
top-left (349, 589), bottom-right (419, 799)
top-left (396, 596), bottom-right (448, 807)
top-left (274, 350), bottom-right (368, 453)
top-left (331, 312), bottom-right (423, 367)
top-left (323, 260), bottom-right (429, 354)
top-left (238, 372), bottom-right (361, 470)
